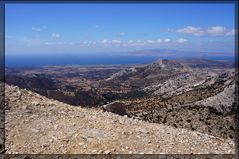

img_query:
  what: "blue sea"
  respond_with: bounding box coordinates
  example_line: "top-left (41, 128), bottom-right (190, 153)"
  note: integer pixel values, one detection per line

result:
top-left (5, 54), bottom-right (235, 68)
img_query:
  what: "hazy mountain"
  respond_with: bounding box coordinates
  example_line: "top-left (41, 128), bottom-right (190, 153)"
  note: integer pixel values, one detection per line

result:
top-left (127, 49), bottom-right (234, 58)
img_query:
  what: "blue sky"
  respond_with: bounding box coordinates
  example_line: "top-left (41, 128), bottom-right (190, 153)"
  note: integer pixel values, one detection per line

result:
top-left (5, 3), bottom-right (236, 55)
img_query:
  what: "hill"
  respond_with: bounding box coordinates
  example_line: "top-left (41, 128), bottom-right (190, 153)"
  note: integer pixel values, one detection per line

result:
top-left (5, 84), bottom-right (235, 154)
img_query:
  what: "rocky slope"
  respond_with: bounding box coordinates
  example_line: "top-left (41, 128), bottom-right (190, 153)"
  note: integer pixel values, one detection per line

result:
top-left (5, 84), bottom-right (235, 154)
top-left (117, 71), bottom-right (237, 140)
top-left (102, 59), bottom-right (193, 88)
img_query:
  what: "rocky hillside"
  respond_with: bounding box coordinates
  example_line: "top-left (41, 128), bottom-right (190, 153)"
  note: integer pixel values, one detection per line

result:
top-left (115, 71), bottom-right (237, 140)
top-left (5, 84), bottom-right (235, 154)
top-left (102, 59), bottom-right (193, 88)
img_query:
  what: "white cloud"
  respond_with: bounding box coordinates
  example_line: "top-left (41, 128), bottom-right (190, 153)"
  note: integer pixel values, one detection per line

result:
top-left (117, 32), bottom-right (126, 36)
top-left (111, 40), bottom-right (121, 44)
top-left (146, 40), bottom-right (155, 44)
top-left (157, 39), bottom-right (162, 43)
top-left (136, 40), bottom-right (142, 43)
top-left (176, 38), bottom-right (188, 43)
top-left (101, 39), bottom-right (108, 44)
top-left (177, 26), bottom-right (204, 36)
top-left (128, 40), bottom-right (134, 44)
top-left (127, 39), bottom-right (172, 46)
top-left (54, 38), bottom-right (189, 48)
top-left (176, 26), bottom-right (235, 36)
top-left (52, 33), bottom-right (60, 38)
top-left (206, 26), bottom-right (226, 35)
top-left (164, 38), bottom-right (171, 42)
top-left (134, 40), bottom-right (145, 46)
top-left (206, 26), bottom-right (235, 36)
top-left (32, 27), bottom-right (42, 32)
top-left (225, 29), bottom-right (235, 36)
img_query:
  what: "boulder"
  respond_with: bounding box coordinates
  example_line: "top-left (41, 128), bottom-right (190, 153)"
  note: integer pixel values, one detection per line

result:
top-left (102, 101), bottom-right (127, 116)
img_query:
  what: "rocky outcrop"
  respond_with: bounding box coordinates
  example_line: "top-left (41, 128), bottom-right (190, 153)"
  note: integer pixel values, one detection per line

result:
top-left (103, 59), bottom-right (193, 89)
top-left (195, 83), bottom-right (235, 115)
top-left (102, 101), bottom-right (127, 116)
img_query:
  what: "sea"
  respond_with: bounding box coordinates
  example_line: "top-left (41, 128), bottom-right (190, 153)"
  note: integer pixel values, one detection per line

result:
top-left (5, 54), bottom-right (235, 68)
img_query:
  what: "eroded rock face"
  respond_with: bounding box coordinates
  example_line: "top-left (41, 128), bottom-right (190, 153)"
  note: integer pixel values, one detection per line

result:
top-left (102, 101), bottom-right (127, 116)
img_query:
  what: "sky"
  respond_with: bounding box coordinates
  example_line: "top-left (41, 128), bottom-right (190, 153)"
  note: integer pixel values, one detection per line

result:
top-left (5, 3), bottom-right (236, 55)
